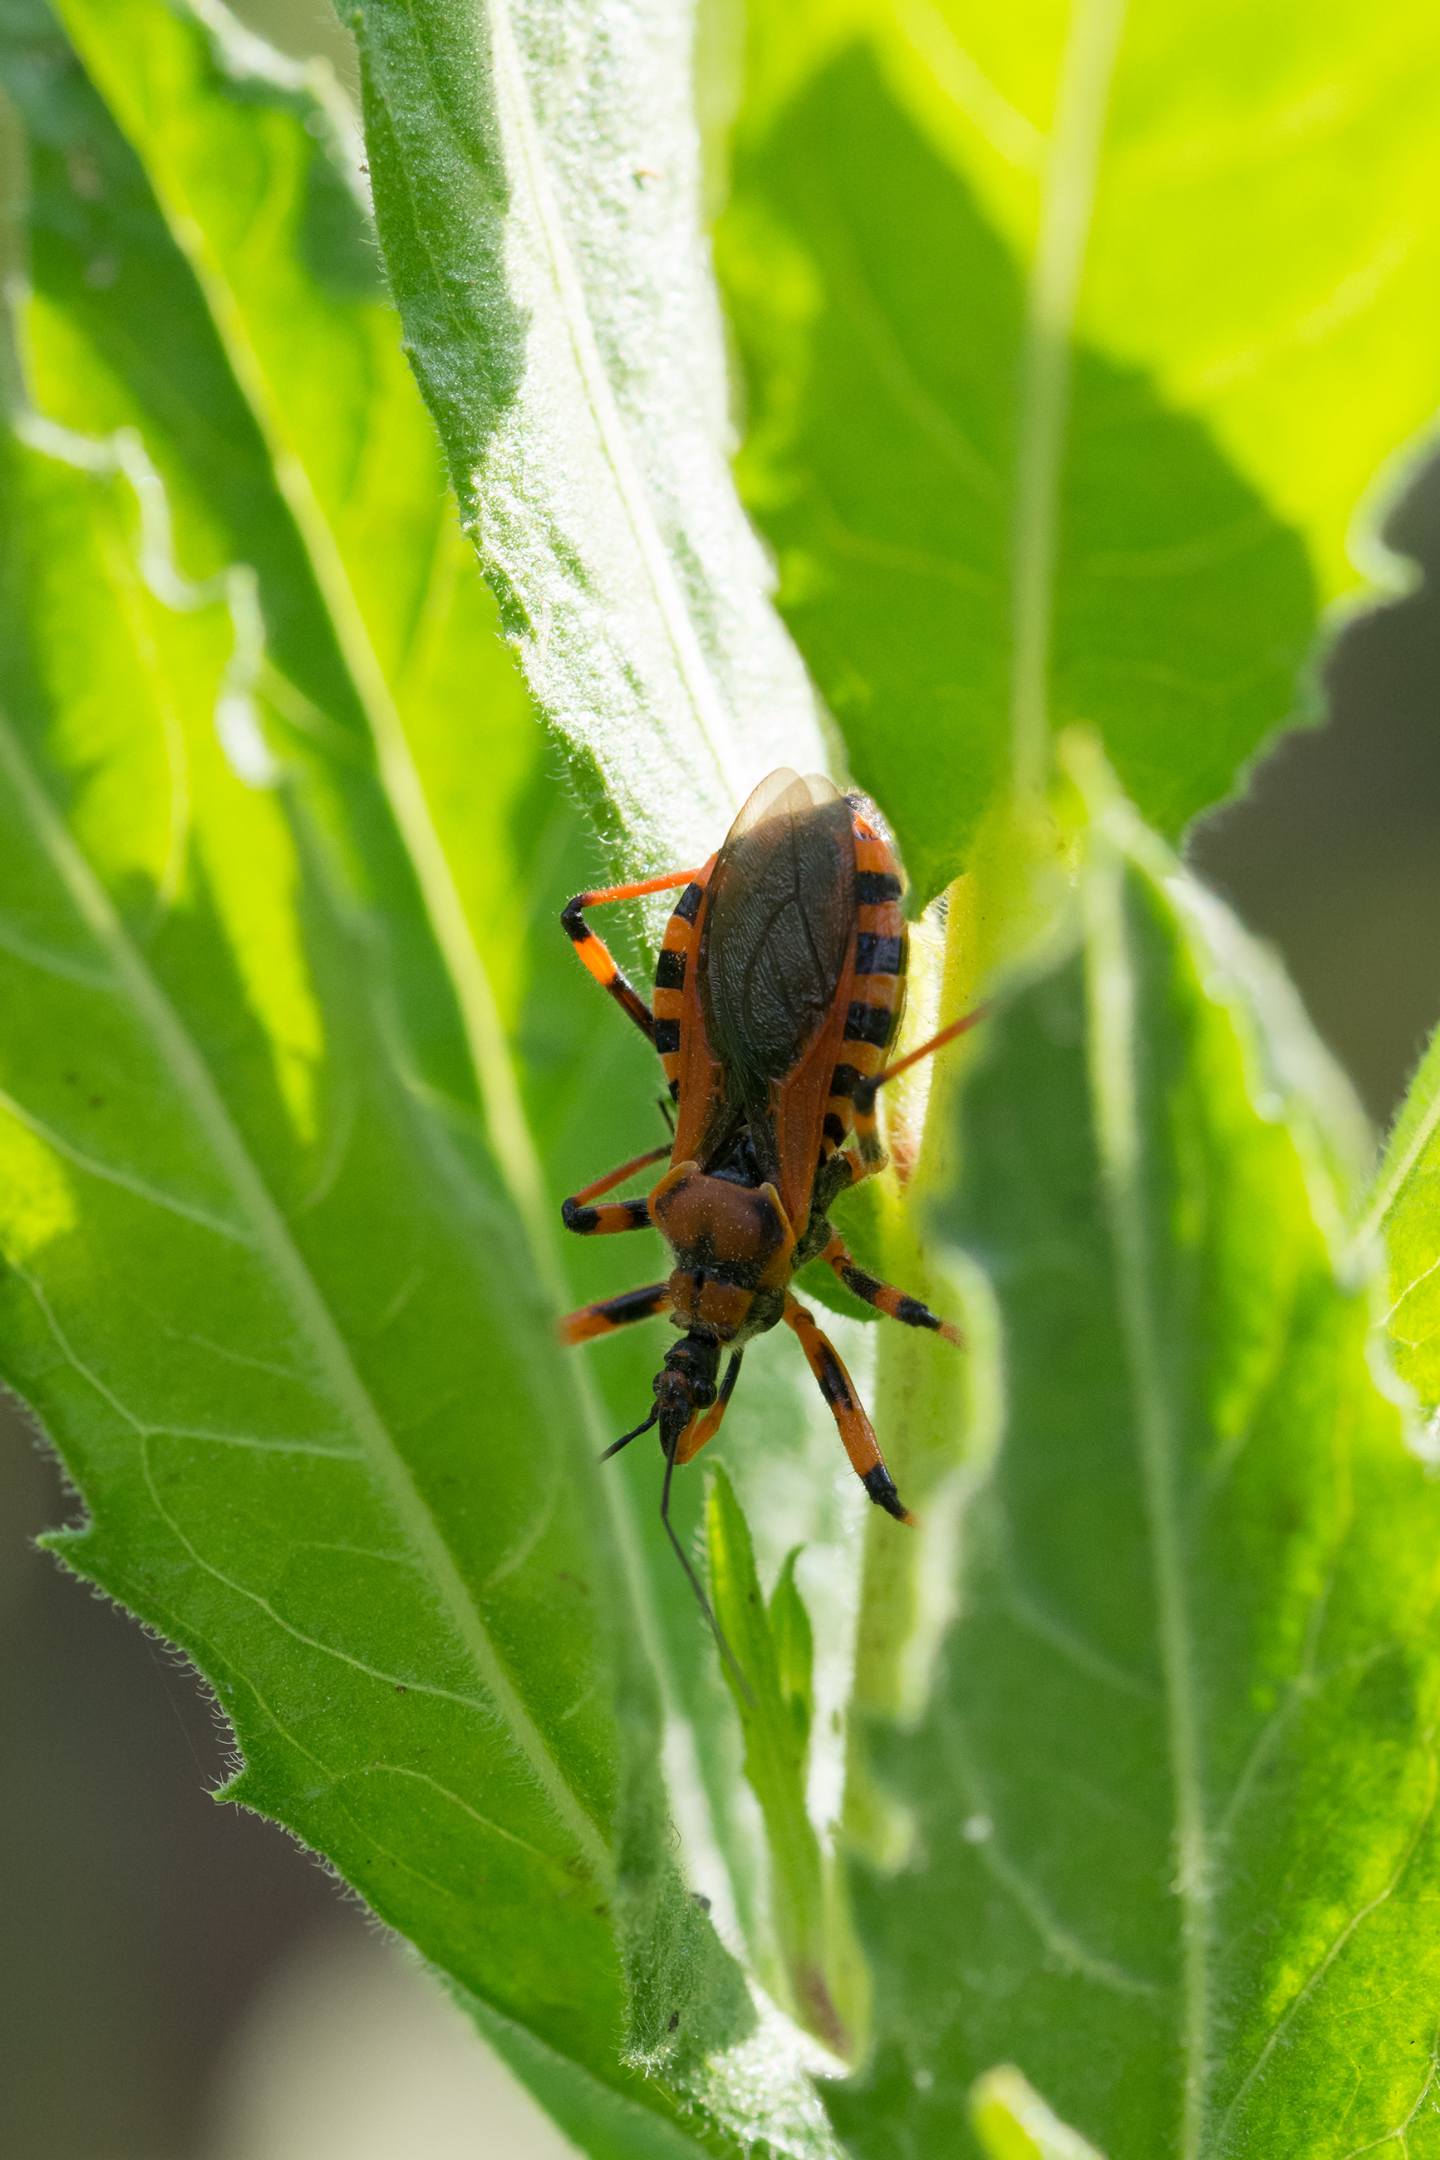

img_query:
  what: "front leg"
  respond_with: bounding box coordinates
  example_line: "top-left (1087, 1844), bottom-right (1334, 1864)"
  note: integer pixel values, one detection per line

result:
top-left (561, 867), bottom-right (703, 1044)
top-left (560, 1141), bottom-right (670, 1235)
top-left (559, 1282), bottom-right (671, 1343)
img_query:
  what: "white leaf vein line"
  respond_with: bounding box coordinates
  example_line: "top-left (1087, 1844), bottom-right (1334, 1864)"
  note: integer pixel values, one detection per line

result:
top-left (218, 1660), bottom-right (460, 1903)
top-left (1336, 2018), bottom-right (1440, 2159)
top-left (145, 1317), bottom-right (311, 1386)
top-left (0, 707), bottom-right (611, 1885)
top-left (1216, 1743), bottom-right (1439, 2148)
top-left (943, 1715), bottom-right (1161, 1998)
top-left (0, 1082), bottom-right (251, 1246)
top-left (894, 0), bottom-right (1045, 171)
top-left (484, 1470), bottom-right (558, 1591)
top-left (296, 1538), bottom-right (419, 1566)
top-left (999, 1573), bottom-right (1158, 1703)
top-left (138, 1435), bottom-right (491, 1713)
top-left (145, 1424), bottom-right (359, 1460)
top-left (239, 1689), bottom-right (459, 1905)
top-left (1086, 842), bottom-right (1210, 2160)
top-left (1010, 0), bottom-right (1130, 800)
top-left (462, 0), bottom-right (745, 804)
top-left (80, 34), bottom-right (552, 1259)
top-left (338, 1762), bottom-right (562, 1865)
top-left (1382, 1247), bottom-right (1440, 1329)
top-left (812, 172), bottom-right (1001, 498)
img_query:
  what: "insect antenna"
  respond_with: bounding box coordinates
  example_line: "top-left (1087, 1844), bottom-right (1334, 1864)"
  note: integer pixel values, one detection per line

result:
top-left (659, 1428), bottom-right (752, 1704)
top-left (599, 1404), bottom-right (658, 1462)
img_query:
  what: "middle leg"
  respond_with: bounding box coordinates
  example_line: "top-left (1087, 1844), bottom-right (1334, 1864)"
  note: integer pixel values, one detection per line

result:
top-left (560, 1143), bottom-right (669, 1235)
top-left (559, 1281), bottom-right (670, 1344)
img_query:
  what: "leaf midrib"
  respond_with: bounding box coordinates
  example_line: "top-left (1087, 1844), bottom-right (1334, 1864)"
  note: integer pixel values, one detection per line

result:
top-left (1009, 0), bottom-right (1130, 801)
top-left (50, 2), bottom-right (751, 1944)
top-left (53, 1), bottom-right (556, 1256)
top-left (477, 0), bottom-right (746, 807)
top-left (0, 692), bottom-right (613, 1883)
top-left (1084, 841), bottom-right (1211, 2160)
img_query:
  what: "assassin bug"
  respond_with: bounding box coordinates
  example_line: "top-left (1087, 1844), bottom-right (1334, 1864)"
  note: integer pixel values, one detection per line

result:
top-left (557, 770), bottom-right (982, 1650)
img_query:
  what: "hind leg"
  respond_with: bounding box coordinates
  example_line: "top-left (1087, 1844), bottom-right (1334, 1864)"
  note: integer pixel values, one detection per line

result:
top-left (817, 1229), bottom-right (963, 1346)
top-left (783, 1295), bottom-right (912, 1523)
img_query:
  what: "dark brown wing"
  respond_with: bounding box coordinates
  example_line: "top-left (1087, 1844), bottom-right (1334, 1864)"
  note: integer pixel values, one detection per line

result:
top-left (699, 772), bottom-right (855, 1093)
top-left (692, 771), bottom-right (857, 1216)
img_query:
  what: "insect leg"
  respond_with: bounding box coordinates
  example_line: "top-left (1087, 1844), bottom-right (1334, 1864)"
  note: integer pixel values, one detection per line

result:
top-left (674, 1351), bottom-right (743, 1465)
top-left (783, 1294), bottom-right (913, 1524)
top-left (560, 867), bottom-right (704, 1044)
top-left (817, 1230), bottom-right (963, 1346)
top-left (825, 1144), bottom-right (887, 1194)
top-left (855, 1003), bottom-right (989, 1118)
top-left (560, 1141), bottom-right (670, 1223)
top-left (561, 1186), bottom-right (659, 1236)
top-left (558, 1281), bottom-right (670, 1344)
top-left (844, 1001), bottom-right (989, 1169)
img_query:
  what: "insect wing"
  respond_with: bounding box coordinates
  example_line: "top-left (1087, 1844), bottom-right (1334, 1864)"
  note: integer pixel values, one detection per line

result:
top-left (698, 772), bottom-right (857, 1099)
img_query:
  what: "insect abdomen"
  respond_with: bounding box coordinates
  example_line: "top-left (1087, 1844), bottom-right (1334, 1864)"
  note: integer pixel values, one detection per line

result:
top-left (823, 808), bottom-right (908, 1155)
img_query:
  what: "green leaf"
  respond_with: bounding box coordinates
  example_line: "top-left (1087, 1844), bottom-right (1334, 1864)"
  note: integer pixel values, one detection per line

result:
top-left (706, 1468), bottom-right (848, 2055)
top-left (0, 385), bottom-right (839, 2160)
top-left (769, 1545), bottom-right (816, 1755)
top-left (0, 4), bottom-right (849, 2148)
top-left (971, 2068), bottom-right (1106, 2160)
top-left (340, 0), bottom-right (828, 864)
top-left (0, 414), bottom-right (645, 2077)
top-left (828, 768), bottom-right (1440, 2157)
top-left (720, 6), bottom-right (1440, 899)
top-left (1356, 1021), bottom-right (1440, 1415)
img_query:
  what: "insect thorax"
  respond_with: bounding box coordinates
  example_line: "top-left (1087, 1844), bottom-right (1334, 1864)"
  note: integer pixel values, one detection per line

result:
top-left (651, 1161), bottom-right (794, 1345)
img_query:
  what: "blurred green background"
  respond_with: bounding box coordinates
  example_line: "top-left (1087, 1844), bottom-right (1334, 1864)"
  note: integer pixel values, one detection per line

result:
top-left (2, 1), bottom-right (1438, 2154)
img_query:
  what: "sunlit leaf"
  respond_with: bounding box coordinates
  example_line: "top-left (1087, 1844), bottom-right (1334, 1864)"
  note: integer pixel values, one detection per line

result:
top-left (341, 0), bottom-right (827, 864)
top-left (721, 3), bottom-right (1440, 899)
top-left (829, 770), bottom-right (1440, 2157)
top-left (0, 2), bottom-right (847, 2148)
top-left (971, 2067), bottom-right (1106, 2160)
top-left (1357, 1022), bottom-right (1440, 1416)
top-left (706, 1466), bottom-right (849, 2055)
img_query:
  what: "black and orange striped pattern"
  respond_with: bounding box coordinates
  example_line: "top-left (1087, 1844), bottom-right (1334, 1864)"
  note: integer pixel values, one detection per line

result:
top-left (556, 770), bottom-right (976, 1541)
top-left (783, 1295), bottom-right (912, 1522)
top-left (818, 1231), bottom-right (963, 1346)
top-left (821, 810), bottom-right (908, 1175)
top-left (651, 866), bottom-right (714, 1103)
top-left (561, 865), bottom-right (704, 1047)
top-left (559, 1281), bottom-right (670, 1344)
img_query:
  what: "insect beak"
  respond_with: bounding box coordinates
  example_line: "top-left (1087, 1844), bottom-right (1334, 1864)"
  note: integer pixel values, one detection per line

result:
top-left (654, 1375), bottom-right (696, 1462)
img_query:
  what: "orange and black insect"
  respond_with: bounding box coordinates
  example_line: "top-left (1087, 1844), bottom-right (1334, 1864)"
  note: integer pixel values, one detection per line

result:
top-left (557, 770), bottom-right (982, 1648)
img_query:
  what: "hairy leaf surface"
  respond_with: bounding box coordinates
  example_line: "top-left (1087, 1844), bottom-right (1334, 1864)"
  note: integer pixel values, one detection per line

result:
top-left (1358, 1021), bottom-right (1440, 1416)
top-left (0, 3), bottom-right (848, 2149)
top-left (339, 0), bottom-right (826, 864)
top-left (829, 784), bottom-right (1440, 2157)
